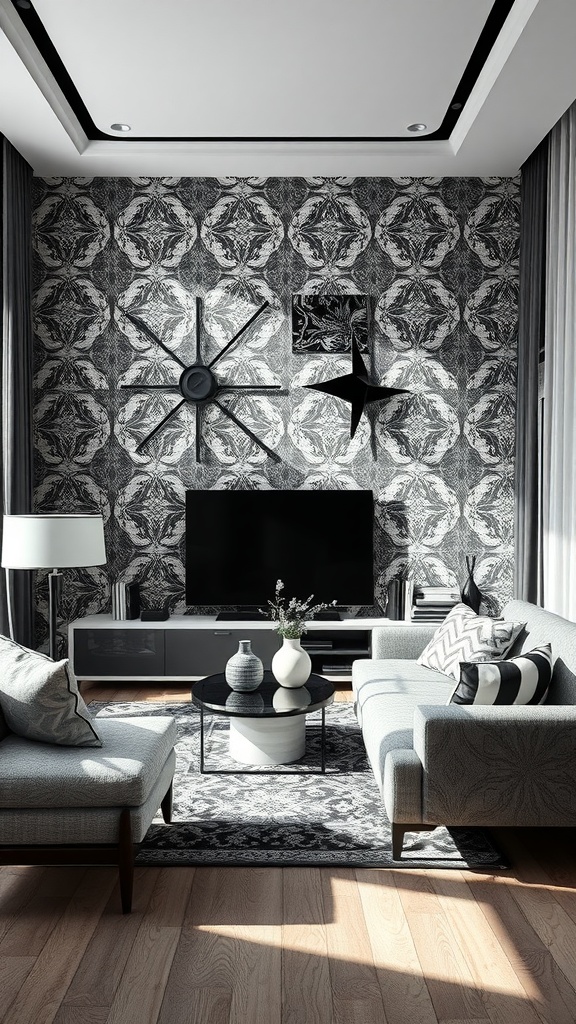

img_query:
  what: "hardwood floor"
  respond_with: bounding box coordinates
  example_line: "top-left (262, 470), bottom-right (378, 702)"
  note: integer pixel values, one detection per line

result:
top-left (2, 681), bottom-right (576, 1024)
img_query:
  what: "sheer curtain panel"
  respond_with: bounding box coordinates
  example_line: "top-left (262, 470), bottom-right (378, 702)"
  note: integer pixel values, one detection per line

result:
top-left (514, 138), bottom-right (548, 604)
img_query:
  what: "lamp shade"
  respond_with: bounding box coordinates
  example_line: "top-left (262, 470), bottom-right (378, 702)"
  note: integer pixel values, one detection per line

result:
top-left (1, 514), bottom-right (106, 570)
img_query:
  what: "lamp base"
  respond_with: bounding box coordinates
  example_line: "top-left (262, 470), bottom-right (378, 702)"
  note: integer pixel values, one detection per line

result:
top-left (48, 570), bottom-right (62, 661)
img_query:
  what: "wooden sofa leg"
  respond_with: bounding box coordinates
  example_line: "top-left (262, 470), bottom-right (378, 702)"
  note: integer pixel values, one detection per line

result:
top-left (118, 808), bottom-right (135, 914)
top-left (392, 823), bottom-right (405, 860)
top-left (161, 781), bottom-right (173, 824)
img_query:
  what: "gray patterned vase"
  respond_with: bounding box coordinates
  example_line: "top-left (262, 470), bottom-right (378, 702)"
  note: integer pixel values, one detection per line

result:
top-left (225, 640), bottom-right (264, 692)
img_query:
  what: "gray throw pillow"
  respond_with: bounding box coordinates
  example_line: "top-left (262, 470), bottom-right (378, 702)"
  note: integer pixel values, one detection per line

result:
top-left (0, 634), bottom-right (102, 747)
top-left (417, 603), bottom-right (525, 681)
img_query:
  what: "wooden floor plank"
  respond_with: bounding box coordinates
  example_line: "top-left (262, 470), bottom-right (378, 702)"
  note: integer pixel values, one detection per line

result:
top-left (34, 868), bottom-right (89, 898)
top-left (466, 873), bottom-right (576, 1024)
top-left (0, 895), bottom-right (68, 956)
top-left (321, 868), bottom-right (389, 1024)
top-left (158, 867), bottom-right (283, 1024)
top-left (495, 873), bottom-right (576, 1016)
top-left (0, 956), bottom-right (36, 1018)
top-left (429, 869), bottom-right (543, 1024)
top-left (58, 867), bottom-right (161, 1010)
top-left (0, 867), bottom-right (47, 945)
top-left (394, 870), bottom-right (486, 1024)
top-left (104, 867), bottom-right (195, 1024)
top-left (495, 827), bottom-right (576, 932)
top-left (356, 868), bottom-right (437, 1024)
top-left (282, 867), bottom-right (333, 1024)
top-left (0, 868), bottom-right (116, 1024)
top-left (49, 1009), bottom-right (109, 1024)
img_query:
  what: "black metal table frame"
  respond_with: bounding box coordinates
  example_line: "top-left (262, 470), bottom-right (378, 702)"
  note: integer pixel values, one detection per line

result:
top-left (198, 703), bottom-right (330, 775)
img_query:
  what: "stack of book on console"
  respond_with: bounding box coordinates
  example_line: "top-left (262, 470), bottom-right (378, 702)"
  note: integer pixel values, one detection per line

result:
top-left (410, 585), bottom-right (461, 622)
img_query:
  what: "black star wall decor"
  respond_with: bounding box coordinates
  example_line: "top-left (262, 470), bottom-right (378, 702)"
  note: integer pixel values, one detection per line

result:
top-left (120, 297), bottom-right (286, 462)
top-left (304, 337), bottom-right (409, 438)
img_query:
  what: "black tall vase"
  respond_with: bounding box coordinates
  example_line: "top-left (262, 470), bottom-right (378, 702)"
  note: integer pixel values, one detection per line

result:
top-left (461, 555), bottom-right (482, 613)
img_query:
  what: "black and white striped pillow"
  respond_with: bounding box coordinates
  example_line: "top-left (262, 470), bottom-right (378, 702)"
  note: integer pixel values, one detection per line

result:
top-left (450, 644), bottom-right (553, 706)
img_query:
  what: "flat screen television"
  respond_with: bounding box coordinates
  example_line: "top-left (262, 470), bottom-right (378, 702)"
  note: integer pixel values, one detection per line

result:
top-left (185, 489), bottom-right (374, 609)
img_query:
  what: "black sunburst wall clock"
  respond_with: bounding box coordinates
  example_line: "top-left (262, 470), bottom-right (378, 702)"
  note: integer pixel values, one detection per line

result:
top-left (120, 298), bottom-right (286, 463)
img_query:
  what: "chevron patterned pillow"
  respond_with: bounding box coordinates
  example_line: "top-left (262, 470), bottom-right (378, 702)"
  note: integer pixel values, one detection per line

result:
top-left (417, 603), bottom-right (525, 681)
top-left (450, 644), bottom-right (552, 705)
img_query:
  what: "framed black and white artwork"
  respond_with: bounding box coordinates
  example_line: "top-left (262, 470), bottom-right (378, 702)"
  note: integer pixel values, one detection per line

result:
top-left (292, 294), bottom-right (369, 354)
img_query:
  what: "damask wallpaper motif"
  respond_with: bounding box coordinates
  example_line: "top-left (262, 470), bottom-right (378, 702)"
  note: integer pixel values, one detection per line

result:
top-left (31, 175), bottom-right (519, 639)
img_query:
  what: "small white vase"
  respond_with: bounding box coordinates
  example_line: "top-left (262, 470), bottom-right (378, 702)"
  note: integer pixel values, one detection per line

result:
top-left (272, 638), bottom-right (312, 688)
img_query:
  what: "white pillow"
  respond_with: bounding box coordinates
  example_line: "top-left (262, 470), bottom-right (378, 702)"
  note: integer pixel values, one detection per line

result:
top-left (417, 603), bottom-right (524, 682)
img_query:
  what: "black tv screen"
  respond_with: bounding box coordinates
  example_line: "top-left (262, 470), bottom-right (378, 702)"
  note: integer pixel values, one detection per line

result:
top-left (185, 489), bottom-right (374, 608)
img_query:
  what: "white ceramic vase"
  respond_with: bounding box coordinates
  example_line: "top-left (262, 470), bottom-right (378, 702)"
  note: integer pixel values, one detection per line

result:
top-left (271, 638), bottom-right (312, 688)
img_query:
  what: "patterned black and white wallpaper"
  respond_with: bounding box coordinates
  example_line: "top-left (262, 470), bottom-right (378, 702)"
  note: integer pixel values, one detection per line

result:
top-left (31, 175), bottom-right (519, 640)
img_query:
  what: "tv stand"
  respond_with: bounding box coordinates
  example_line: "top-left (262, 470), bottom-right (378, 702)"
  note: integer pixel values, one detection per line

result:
top-left (68, 614), bottom-right (390, 683)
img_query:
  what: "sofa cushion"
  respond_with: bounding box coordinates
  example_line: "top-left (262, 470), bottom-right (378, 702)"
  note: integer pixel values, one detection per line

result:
top-left (417, 603), bottom-right (524, 681)
top-left (450, 645), bottom-right (553, 706)
top-left (360, 681), bottom-right (453, 795)
top-left (352, 659), bottom-right (453, 794)
top-left (0, 635), bottom-right (101, 747)
top-left (0, 715), bottom-right (177, 808)
top-left (0, 751), bottom-right (176, 845)
top-left (503, 600), bottom-right (576, 705)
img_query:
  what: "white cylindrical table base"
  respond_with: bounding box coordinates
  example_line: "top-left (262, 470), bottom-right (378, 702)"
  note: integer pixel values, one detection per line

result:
top-left (229, 715), bottom-right (306, 765)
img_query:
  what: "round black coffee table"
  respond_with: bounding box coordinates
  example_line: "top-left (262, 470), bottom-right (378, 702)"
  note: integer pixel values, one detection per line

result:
top-left (191, 670), bottom-right (335, 773)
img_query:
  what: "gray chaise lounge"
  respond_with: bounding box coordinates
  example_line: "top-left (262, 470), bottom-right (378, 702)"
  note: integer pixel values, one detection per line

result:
top-left (0, 714), bottom-right (177, 912)
top-left (352, 600), bottom-right (576, 858)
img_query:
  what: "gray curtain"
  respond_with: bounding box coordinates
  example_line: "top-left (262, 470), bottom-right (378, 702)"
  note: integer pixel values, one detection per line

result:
top-left (542, 102), bottom-right (576, 620)
top-left (514, 137), bottom-right (548, 604)
top-left (1, 135), bottom-right (34, 646)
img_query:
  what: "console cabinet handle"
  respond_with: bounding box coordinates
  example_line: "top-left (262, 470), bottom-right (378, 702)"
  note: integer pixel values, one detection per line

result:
top-left (213, 630), bottom-right (232, 636)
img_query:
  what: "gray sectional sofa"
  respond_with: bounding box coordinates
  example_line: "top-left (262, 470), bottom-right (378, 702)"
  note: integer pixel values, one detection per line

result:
top-left (352, 600), bottom-right (576, 858)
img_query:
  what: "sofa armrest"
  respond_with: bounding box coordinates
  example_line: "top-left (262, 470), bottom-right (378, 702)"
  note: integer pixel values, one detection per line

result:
top-left (371, 624), bottom-right (437, 660)
top-left (383, 749), bottom-right (424, 824)
top-left (413, 704), bottom-right (576, 827)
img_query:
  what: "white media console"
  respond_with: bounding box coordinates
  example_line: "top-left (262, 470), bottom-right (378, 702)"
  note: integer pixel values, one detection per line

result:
top-left (68, 614), bottom-right (395, 682)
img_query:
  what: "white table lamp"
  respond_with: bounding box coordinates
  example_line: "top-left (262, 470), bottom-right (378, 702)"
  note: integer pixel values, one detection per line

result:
top-left (1, 514), bottom-right (106, 659)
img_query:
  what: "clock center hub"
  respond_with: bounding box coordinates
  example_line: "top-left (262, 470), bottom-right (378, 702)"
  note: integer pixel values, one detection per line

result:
top-left (179, 364), bottom-right (218, 403)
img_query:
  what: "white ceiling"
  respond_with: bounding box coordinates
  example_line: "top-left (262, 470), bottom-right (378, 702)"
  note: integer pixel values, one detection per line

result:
top-left (1, 0), bottom-right (575, 177)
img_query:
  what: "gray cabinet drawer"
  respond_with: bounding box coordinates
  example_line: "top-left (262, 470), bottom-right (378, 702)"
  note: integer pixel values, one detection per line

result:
top-left (166, 629), bottom-right (281, 676)
top-left (73, 629), bottom-right (165, 677)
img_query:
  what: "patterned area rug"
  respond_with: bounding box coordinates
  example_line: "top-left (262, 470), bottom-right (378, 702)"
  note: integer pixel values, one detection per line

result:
top-left (94, 701), bottom-right (506, 869)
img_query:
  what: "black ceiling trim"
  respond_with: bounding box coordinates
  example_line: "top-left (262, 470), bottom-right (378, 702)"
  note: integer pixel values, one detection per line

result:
top-left (11, 0), bottom-right (516, 144)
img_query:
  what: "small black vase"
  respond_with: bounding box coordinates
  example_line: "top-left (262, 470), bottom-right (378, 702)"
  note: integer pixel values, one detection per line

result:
top-left (461, 555), bottom-right (482, 613)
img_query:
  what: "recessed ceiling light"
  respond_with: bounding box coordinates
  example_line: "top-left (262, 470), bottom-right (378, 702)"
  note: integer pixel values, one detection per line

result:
top-left (110, 123), bottom-right (131, 133)
top-left (406, 123), bottom-right (427, 133)
top-left (16, 1), bottom-right (32, 8)
top-left (451, 102), bottom-right (463, 111)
